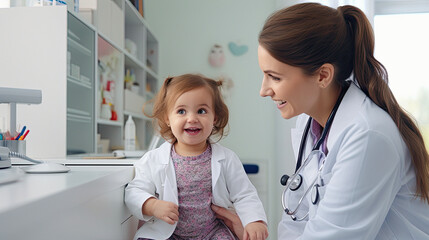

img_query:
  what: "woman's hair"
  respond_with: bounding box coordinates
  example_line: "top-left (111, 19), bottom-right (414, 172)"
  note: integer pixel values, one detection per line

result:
top-left (259, 3), bottom-right (429, 203)
top-left (146, 73), bottom-right (229, 143)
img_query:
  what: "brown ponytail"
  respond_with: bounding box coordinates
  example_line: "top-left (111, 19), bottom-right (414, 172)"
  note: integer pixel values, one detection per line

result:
top-left (339, 5), bottom-right (429, 203)
top-left (259, 3), bottom-right (429, 203)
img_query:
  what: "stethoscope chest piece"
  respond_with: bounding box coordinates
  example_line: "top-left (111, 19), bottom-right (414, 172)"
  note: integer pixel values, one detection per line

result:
top-left (280, 174), bottom-right (303, 191)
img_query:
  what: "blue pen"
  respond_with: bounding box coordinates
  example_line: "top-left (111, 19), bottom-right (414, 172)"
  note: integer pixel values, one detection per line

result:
top-left (15, 126), bottom-right (26, 140)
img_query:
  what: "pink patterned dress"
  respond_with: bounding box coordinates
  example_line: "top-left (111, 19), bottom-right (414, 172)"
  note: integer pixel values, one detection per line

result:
top-left (167, 145), bottom-right (236, 240)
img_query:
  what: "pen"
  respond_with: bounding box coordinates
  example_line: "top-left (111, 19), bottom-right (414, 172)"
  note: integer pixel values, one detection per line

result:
top-left (19, 129), bottom-right (30, 140)
top-left (14, 126), bottom-right (26, 140)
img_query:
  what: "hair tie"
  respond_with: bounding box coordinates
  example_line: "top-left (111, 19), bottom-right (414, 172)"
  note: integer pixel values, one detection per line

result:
top-left (165, 77), bottom-right (173, 86)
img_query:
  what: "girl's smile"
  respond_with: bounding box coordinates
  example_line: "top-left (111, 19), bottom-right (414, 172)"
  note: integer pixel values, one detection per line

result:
top-left (185, 127), bottom-right (202, 135)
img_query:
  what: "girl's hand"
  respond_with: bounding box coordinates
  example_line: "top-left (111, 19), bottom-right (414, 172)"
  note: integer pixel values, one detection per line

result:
top-left (211, 204), bottom-right (244, 240)
top-left (243, 221), bottom-right (269, 240)
top-left (143, 198), bottom-right (179, 225)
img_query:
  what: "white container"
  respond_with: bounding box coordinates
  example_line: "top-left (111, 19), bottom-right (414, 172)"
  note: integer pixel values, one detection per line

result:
top-left (124, 115), bottom-right (136, 151)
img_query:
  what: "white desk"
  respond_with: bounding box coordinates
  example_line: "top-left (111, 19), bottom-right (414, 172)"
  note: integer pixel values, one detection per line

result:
top-left (0, 164), bottom-right (138, 240)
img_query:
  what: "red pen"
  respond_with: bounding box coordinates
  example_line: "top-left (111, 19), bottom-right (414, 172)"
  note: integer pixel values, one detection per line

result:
top-left (19, 130), bottom-right (30, 140)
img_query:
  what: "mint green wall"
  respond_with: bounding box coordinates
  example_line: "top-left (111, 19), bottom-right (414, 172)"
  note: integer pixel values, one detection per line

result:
top-left (144, 0), bottom-right (275, 161)
top-left (145, 1), bottom-right (283, 238)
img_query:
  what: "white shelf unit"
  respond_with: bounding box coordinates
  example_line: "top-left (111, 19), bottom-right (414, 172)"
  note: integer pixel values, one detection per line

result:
top-left (90, 0), bottom-right (160, 153)
top-left (122, 0), bottom-right (159, 151)
top-left (0, 1), bottom-right (159, 158)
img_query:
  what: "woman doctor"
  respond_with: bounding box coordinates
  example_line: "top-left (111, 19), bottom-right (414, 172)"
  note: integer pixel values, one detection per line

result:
top-left (212, 3), bottom-right (429, 239)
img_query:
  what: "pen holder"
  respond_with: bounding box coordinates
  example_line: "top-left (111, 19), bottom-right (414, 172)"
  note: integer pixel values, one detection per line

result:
top-left (0, 140), bottom-right (26, 155)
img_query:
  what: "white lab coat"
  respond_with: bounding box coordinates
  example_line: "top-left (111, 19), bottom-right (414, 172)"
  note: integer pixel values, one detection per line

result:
top-left (278, 83), bottom-right (429, 239)
top-left (125, 142), bottom-right (267, 240)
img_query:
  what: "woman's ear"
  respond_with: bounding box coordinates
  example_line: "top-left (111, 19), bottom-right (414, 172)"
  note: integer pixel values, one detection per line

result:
top-left (317, 63), bottom-right (335, 88)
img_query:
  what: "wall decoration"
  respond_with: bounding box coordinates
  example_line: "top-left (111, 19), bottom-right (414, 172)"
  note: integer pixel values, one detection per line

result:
top-left (219, 74), bottom-right (234, 99)
top-left (228, 42), bottom-right (248, 56)
top-left (208, 44), bottom-right (225, 67)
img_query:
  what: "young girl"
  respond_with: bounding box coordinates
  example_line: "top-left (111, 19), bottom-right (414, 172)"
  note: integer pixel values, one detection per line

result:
top-left (125, 74), bottom-right (268, 240)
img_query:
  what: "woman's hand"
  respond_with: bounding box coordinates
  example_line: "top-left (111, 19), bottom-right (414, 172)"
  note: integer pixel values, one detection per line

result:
top-left (211, 204), bottom-right (244, 240)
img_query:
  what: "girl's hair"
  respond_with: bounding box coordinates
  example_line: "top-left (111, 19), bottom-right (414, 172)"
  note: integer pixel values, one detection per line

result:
top-left (146, 73), bottom-right (229, 143)
top-left (259, 3), bottom-right (429, 203)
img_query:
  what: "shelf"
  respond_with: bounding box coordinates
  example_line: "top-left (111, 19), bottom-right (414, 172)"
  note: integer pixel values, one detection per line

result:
top-left (124, 50), bottom-right (145, 69)
top-left (68, 36), bottom-right (92, 56)
top-left (67, 108), bottom-right (91, 123)
top-left (68, 107), bottom-right (91, 116)
top-left (67, 8), bottom-right (97, 32)
top-left (98, 31), bottom-right (124, 54)
top-left (144, 65), bottom-right (158, 80)
top-left (67, 113), bottom-right (92, 123)
top-left (97, 118), bottom-right (123, 126)
top-left (124, 0), bottom-right (149, 28)
top-left (67, 75), bottom-right (92, 89)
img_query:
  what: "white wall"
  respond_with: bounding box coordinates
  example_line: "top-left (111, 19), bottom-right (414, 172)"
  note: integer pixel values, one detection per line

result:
top-left (144, 1), bottom-right (292, 238)
top-left (0, 6), bottom-right (67, 159)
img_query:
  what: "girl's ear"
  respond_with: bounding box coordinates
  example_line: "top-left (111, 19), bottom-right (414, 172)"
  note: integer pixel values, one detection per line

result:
top-left (317, 63), bottom-right (335, 88)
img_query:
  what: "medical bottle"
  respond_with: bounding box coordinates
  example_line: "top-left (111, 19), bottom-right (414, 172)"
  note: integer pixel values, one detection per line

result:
top-left (124, 115), bottom-right (136, 151)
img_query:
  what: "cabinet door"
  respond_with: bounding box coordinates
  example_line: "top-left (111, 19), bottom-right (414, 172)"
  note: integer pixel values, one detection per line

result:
top-left (67, 13), bottom-right (96, 155)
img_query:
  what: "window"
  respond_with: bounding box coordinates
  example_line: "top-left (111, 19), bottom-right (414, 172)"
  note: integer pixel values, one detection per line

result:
top-left (374, 12), bottom-right (429, 148)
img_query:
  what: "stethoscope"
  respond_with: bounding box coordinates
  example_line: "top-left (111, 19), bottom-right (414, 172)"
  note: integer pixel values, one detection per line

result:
top-left (280, 84), bottom-right (349, 221)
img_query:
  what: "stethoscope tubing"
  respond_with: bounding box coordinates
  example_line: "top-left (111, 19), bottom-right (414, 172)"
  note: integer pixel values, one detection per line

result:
top-left (281, 84), bottom-right (349, 221)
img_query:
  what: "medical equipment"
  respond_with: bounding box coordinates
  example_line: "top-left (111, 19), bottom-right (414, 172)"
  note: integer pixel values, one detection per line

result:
top-left (280, 84), bottom-right (349, 221)
top-left (0, 146), bottom-right (70, 175)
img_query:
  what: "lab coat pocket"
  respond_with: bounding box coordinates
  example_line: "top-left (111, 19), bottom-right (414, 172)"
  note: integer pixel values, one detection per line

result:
top-left (308, 172), bottom-right (333, 218)
top-left (317, 172), bottom-right (333, 198)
